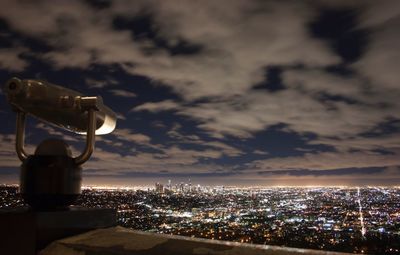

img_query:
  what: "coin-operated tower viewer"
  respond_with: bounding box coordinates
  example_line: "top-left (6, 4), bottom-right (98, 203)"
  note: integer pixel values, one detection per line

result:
top-left (0, 77), bottom-right (117, 254)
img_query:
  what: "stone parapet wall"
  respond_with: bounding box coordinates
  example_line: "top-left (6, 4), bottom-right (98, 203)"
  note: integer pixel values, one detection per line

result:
top-left (41, 226), bottom-right (352, 255)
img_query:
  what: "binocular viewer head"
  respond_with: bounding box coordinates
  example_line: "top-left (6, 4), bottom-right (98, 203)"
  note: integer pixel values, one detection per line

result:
top-left (4, 77), bottom-right (116, 135)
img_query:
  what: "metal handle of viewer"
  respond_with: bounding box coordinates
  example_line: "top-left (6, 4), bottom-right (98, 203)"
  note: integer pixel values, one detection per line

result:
top-left (16, 111), bottom-right (28, 161)
top-left (15, 99), bottom-right (98, 165)
top-left (74, 108), bottom-right (96, 165)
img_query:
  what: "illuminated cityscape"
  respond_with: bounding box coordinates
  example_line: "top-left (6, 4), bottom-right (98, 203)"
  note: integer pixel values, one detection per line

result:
top-left (1, 183), bottom-right (400, 254)
top-left (1, 1), bottom-right (400, 254)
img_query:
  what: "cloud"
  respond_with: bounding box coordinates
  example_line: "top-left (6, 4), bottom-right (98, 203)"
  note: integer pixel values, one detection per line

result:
top-left (311, 133), bottom-right (400, 153)
top-left (354, 13), bottom-right (400, 91)
top-left (109, 89), bottom-right (136, 98)
top-left (112, 128), bottom-right (151, 144)
top-left (0, 47), bottom-right (29, 71)
top-left (0, 134), bottom-right (36, 168)
top-left (82, 125), bottom-right (244, 174)
top-left (257, 167), bottom-right (386, 177)
top-left (0, 1), bottom-right (339, 96)
top-left (166, 123), bottom-right (199, 141)
top-left (166, 123), bottom-right (244, 157)
top-left (358, 0), bottom-right (400, 28)
top-left (116, 0), bottom-right (340, 101)
top-left (132, 100), bottom-right (180, 112)
top-left (1, 0), bottom-right (400, 182)
top-left (85, 77), bottom-right (118, 88)
top-left (282, 69), bottom-right (363, 100)
top-left (0, 0), bottom-right (144, 69)
top-left (253, 150), bottom-right (269, 155)
top-left (170, 89), bottom-right (383, 139)
top-left (85, 145), bottom-right (225, 174)
top-left (250, 151), bottom-right (400, 172)
top-left (35, 123), bottom-right (78, 142)
top-left (116, 112), bottom-right (127, 120)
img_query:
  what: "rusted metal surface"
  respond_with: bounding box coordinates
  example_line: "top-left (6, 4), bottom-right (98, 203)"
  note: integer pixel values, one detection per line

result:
top-left (41, 226), bottom-right (352, 255)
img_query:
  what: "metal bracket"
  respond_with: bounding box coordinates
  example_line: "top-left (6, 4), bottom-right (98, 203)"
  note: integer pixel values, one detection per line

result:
top-left (74, 107), bottom-right (97, 165)
top-left (16, 111), bottom-right (28, 161)
top-left (15, 96), bottom-right (99, 165)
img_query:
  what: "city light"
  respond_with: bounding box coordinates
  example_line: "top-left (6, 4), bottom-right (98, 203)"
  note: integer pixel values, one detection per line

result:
top-left (1, 183), bottom-right (400, 254)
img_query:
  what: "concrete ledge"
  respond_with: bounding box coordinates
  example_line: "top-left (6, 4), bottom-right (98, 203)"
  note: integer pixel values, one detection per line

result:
top-left (41, 226), bottom-right (352, 255)
top-left (0, 207), bottom-right (116, 255)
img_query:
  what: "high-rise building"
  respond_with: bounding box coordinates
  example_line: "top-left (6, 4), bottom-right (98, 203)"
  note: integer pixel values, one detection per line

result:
top-left (155, 182), bottom-right (164, 193)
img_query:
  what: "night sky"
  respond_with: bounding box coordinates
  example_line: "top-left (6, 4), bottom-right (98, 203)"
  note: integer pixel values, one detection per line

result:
top-left (1, 0), bottom-right (400, 186)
